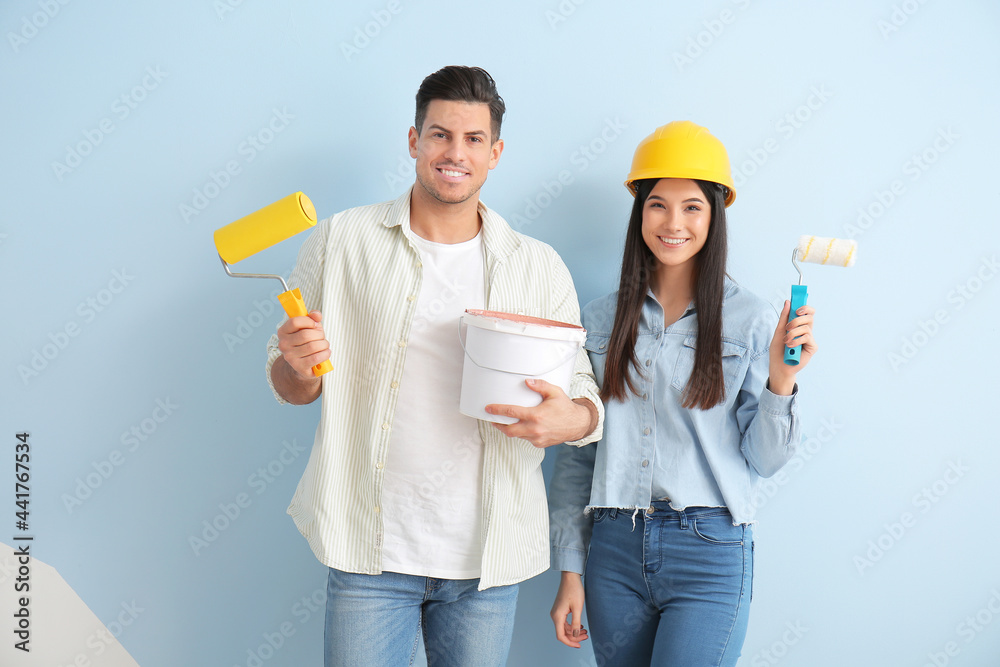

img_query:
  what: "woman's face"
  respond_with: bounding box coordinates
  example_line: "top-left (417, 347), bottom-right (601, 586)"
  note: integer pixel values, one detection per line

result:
top-left (641, 178), bottom-right (712, 272)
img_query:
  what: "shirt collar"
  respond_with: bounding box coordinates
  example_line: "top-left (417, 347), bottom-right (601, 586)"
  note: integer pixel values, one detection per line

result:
top-left (382, 185), bottom-right (521, 261)
top-left (641, 276), bottom-right (737, 332)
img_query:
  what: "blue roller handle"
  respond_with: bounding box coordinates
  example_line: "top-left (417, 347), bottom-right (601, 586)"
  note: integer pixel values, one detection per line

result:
top-left (784, 284), bottom-right (808, 366)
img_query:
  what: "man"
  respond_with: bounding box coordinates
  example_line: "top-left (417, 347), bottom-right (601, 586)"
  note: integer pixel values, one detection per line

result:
top-left (266, 65), bottom-right (603, 666)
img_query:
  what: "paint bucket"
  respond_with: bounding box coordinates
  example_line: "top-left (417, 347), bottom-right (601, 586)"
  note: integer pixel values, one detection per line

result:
top-left (459, 309), bottom-right (587, 424)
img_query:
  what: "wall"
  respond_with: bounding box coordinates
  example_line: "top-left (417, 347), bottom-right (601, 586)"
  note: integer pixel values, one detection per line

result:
top-left (4, 1), bottom-right (999, 665)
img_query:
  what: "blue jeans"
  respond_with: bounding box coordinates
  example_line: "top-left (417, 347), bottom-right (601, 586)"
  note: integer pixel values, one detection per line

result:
top-left (584, 503), bottom-right (753, 667)
top-left (323, 568), bottom-right (518, 666)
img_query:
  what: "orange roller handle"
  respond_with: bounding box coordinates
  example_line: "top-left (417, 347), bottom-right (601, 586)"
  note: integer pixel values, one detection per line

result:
top-left (276, 288), bottom-right (333, 377)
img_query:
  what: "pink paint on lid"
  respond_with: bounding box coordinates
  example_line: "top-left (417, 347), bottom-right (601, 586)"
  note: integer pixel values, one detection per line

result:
top-left (464, 309), bottom-right (584, 331)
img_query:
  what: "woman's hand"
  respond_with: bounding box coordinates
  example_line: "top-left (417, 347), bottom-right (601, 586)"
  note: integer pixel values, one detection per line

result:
top-left (551, 571), bottom-right (589, 648)
top-left (768, 300), bottom-right (817, 395)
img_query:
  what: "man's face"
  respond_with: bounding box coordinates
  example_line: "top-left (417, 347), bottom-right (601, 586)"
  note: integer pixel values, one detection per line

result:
top-left (408, 99), bottom-right (503, 206)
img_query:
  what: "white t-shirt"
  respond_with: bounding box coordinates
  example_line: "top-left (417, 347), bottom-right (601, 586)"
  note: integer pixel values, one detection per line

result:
top-left (379, 225), bottom-right (486, 579)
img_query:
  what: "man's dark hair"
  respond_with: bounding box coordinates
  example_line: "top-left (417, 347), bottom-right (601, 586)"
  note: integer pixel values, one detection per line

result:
top-left (414, 66), bottom-right (505, 142)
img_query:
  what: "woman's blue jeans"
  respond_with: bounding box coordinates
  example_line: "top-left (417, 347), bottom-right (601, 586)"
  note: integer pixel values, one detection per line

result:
top-left (323, 568), bottom-right (518, 666)
top-left (584, 502), bottom-right (753, 666)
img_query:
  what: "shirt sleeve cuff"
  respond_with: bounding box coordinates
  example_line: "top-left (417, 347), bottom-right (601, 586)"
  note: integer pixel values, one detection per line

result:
top-left (566, 383), bottom-right (604, 447)
top-left (265, 333), bottom-right (289, 406)
top-left (550, 546), bottom-right (587, 576)
top-left (759, 381), bottom-right (798, 417)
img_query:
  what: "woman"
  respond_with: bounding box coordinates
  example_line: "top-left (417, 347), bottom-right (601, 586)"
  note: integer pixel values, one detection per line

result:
top-left (548, 121), bottom-right (816, 666)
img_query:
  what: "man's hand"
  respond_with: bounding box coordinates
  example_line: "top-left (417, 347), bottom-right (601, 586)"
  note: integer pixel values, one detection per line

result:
top-left (486, 379), bottom-right (598, 447)
top-left (271, 310), bottom-right (330, 405)
top-left (278, 310), bottom-right (332, 379)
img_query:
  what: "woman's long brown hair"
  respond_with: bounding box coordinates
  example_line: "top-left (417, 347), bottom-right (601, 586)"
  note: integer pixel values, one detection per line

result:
top-left (599, 178), bottom-right (729, 410)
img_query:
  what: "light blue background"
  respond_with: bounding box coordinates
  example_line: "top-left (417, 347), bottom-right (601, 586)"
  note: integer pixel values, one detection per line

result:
top-left (4, 1), bottom-right (1000, 665)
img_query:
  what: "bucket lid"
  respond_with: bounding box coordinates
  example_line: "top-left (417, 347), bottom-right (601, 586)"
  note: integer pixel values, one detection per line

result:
top-left (462, 309), bottom-right (587, 343)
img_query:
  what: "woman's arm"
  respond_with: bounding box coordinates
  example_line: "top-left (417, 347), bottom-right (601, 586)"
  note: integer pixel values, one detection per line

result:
top-left (548, 440), bottom-right (598, 644)
top-left (738, 301), bottom-right (817, 477)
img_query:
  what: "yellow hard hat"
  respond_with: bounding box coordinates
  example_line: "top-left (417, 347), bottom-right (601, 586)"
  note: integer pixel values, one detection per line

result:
top-left (625, 120), bottom-right (736, 207)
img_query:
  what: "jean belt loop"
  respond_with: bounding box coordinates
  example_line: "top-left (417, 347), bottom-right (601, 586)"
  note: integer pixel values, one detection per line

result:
top-left (609, 508), bottom-right (618, 520)
top-left (678, 509), bottom-right (689, 530)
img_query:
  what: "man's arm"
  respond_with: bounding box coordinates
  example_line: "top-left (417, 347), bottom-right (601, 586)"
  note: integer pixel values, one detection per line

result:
top-left (572, 397), bottom-right (599, 441)
top-left (484, 246), bottom-right (603, 447)
top-left (265, 217), bottom-right (331, 405)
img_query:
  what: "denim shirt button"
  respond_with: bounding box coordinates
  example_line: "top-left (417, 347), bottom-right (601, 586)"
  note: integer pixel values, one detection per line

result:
top-left (643, 427), bottom-right (651, 436)
top-left (641, 460), bottom-right (649, 468)
top-left (645, 359), bottom-right (651, 367)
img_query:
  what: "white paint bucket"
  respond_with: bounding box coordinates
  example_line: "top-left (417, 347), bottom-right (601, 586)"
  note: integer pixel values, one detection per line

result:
top-left (459, 309), bottom-right (587, 424)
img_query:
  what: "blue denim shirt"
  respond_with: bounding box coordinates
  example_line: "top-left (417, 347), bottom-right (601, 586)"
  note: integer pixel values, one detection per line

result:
top-left (549, 278), bottom-right (801, 574)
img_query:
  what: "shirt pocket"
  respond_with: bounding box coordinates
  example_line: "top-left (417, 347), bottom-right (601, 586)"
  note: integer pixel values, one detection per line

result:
top-left (591, 507), bottom-right (613, 523)
top-left (671, 336), bottom-right (749, 398)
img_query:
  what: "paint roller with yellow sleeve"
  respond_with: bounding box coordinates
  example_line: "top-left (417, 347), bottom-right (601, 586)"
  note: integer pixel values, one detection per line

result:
top-left (213, 192), bottom-right (333, 377)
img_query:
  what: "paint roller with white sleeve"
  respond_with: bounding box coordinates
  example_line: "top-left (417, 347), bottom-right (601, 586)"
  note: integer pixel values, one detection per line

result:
top-left (785, 235), bottom-right (857, 365)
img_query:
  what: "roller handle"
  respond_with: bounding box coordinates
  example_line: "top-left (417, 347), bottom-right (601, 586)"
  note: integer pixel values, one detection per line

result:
top-left (783, 284), bottom-right (808, 366)
top-left (276, 288), bottom-right (333, 377)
